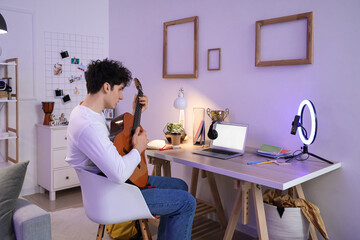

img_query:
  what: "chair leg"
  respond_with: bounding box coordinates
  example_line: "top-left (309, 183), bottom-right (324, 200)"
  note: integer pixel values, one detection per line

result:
top-left (96, 224), bottom-right (105, 240)
top-left (139, 219), bottom-right (152, 240)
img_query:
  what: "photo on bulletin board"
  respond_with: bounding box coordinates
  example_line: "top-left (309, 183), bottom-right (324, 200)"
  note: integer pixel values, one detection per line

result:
top-left (103, 109), bottom-right (115, 120)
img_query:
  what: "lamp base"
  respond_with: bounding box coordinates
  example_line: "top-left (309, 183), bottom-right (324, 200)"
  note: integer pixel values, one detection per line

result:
top-left (286, 144), bottom-right (333, 164)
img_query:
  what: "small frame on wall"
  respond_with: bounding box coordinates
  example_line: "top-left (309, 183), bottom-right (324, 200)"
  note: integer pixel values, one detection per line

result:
top-left (208, 48), bottom-right (221, 71)
top-left (163, 16), bottom-right (199, 78)
top-left (103, 109), bottom-right (115, 120)
top-left (255, 12), bottom-right (313, 67)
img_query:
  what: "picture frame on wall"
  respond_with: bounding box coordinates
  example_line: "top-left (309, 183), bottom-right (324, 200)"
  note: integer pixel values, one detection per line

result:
top-left (255, 12), bottom-right (313, 67)
top-left (103, 109), bottom-right (115, 120)
top-left (207, 48), bottom-right (221, 71)
top-left (163, 16), bottom-right (199, 78)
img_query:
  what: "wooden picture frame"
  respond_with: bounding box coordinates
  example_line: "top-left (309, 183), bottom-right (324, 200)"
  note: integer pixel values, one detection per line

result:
top-left (208, 48), bottom-right (221, 71)
top-left (255, 12), bottom-right (313, 67)
top-left (163, 16), bottom-right (199, 78)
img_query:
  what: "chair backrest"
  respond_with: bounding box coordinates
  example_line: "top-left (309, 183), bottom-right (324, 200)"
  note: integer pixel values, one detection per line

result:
top-left (76, 169), bottom-right (154, 225)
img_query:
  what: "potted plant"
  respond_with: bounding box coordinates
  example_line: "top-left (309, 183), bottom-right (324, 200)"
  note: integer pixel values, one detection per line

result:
top-left (163, 123), bottom-right (186, 143)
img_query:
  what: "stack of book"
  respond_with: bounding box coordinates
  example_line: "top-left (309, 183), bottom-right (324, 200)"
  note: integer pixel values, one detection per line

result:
top-left (256, 144), bottom-right (292, 158)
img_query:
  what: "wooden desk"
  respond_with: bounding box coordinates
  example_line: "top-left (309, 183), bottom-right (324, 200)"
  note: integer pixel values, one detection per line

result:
top-left (146, 142), bottom-right (341, 240)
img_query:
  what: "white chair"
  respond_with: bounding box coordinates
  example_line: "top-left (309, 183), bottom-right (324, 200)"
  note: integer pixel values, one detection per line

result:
top-left (75, 169), bottom-right (154, 240)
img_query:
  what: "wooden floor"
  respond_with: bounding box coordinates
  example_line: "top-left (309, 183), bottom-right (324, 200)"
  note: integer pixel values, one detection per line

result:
top-left (24, 187), bottom-right (253, 240)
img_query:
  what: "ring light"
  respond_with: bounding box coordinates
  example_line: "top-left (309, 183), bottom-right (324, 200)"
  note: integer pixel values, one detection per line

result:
top-left (297, 100), bottom-right (317, 145)
top-left (287, 99), bottom-right (333, 164)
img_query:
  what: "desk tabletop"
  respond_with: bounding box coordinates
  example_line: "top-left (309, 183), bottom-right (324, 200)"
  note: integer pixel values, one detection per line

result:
top-left (146, 142), bottom-right (341, 190)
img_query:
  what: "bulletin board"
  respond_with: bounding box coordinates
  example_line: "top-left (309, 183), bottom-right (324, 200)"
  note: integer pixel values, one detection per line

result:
top-left (44, 31), bottom-right (105, 118)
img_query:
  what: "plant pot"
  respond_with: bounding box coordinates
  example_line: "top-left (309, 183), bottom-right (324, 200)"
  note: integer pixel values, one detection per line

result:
top-left (165, 132), bottom-right (186, 144)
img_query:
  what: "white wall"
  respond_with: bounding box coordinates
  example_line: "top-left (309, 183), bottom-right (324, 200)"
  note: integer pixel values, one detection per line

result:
top-left (0, 0), bottom-right (109, 194)
top-left (109, 0), bottom-right (360, 239)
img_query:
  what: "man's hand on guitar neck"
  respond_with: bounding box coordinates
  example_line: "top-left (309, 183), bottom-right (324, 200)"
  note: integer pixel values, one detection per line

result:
top-left (132, 94), bottom-right (148, 115)
top-left (132, 126), bottom-right (149, 154)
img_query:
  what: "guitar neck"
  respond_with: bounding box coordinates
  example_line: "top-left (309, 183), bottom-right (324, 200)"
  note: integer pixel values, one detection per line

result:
top-left (132, 90), bottom-right (143, 134)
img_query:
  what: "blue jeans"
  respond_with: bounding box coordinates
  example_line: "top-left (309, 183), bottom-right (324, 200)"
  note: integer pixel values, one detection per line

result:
top-left (141, 176), bottom-right (196, 240)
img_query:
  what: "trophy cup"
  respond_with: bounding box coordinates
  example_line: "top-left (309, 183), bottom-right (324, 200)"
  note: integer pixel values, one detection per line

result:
top-left (207, 108), bottom-right (229, 122)
top-left (207, 108), bottom-right (229, 140)
top-left (42, 102), bottom-right (54, 125)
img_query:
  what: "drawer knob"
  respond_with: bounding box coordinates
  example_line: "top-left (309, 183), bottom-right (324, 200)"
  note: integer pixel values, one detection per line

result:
top-left (66, 176), bottom-right (69, 180)
top-left (65, 137), bottom-right (67, 140)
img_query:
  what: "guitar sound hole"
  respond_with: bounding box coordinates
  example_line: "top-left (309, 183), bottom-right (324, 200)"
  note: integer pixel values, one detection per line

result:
top-left (123, 147), bottom-right (129, 154)
top-left (137, 164), bottom-right (141, 169)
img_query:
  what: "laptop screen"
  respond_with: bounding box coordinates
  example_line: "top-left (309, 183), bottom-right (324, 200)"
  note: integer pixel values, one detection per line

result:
top-left (211, 123), bottom-right (248, 152)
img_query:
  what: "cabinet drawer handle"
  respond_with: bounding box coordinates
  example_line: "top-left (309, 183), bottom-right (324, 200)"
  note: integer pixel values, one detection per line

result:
top-left (66, 176), bottom-right (69, 180)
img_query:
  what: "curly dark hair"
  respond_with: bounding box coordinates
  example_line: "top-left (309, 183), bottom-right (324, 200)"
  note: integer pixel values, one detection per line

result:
top-left (85, 59), bottom-right (132, 94)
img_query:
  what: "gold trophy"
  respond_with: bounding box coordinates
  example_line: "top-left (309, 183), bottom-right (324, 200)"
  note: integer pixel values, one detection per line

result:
top-left (207, 108), bottom-right (229, 121)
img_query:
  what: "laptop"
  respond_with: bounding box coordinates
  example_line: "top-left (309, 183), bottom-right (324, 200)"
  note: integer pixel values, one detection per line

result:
top-left (192, 122), bottom-right (249, 159)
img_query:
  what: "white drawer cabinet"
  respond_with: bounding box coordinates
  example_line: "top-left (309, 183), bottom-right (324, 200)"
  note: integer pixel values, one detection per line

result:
top-left (36, 124), bottom-right (79, 200)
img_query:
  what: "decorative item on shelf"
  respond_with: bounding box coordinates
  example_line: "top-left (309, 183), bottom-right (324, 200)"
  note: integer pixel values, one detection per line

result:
top-left (207, 108), bottom-right (229, 122)
top-left (42, 102), bottom-right (54, 125)
top-left (0, 91), bottom-right (8, 99)
top-left (173, 88), bottom-right (187, 128)
top-left (0, 79), bottom-right (12, 99)
top-left (163, 122), bottom-right (186, 144)
top-left (50, 113), bottom-right (68, 126)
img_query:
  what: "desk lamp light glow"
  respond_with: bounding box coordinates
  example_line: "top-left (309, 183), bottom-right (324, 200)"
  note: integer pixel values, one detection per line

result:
top-left (288, 100), bottom-right (333, 164)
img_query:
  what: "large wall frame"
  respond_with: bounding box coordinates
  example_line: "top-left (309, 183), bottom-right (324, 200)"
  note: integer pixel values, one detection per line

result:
top-left (255, 12), bottom-right (314, 67)
top-left (163, 16), bottom-right (199, 78)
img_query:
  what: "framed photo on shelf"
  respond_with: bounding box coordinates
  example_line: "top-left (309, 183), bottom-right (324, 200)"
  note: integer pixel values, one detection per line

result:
top-left (103, 109), bottom-right (115, 120)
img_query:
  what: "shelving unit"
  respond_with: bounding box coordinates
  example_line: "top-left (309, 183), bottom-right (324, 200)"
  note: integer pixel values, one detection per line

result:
top-left (0, 58), bottom-right (19, 163)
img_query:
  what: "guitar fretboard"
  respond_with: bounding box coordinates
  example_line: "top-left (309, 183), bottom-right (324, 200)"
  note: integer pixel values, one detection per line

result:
top-left (132, 89), bottom-right (143, 134)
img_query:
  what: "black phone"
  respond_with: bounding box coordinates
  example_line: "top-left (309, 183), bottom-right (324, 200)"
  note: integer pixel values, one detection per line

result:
top-left (290, 115), bottom-right (300, 135)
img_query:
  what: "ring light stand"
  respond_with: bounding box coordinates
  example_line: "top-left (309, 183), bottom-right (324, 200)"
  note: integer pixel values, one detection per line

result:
top-left (287, 100), bottom-right (333, 164)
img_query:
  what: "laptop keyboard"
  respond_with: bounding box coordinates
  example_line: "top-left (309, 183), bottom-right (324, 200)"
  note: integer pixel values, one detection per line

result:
top-left (203, 148), bottom-right (239, 156)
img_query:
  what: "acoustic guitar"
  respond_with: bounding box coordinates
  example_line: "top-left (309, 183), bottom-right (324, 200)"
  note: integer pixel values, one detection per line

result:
top-left (109, 78), bottom-right (149, 188)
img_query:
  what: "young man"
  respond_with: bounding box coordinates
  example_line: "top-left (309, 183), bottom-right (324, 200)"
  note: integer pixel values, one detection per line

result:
top-left (65, 59), bottom-right (196, 240)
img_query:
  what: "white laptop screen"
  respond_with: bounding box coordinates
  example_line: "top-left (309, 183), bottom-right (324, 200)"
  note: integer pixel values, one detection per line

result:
top-left (212, 123), bottom-right (248, 151)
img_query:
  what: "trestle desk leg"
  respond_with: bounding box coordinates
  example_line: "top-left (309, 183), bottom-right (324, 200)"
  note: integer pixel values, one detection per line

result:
top-left (252, 183), bottom-right (269, 240)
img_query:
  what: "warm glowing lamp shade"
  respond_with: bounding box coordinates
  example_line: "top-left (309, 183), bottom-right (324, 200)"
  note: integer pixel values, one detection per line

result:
top-left (173, 88), bottom-right (187, 128)
top-left (0, 14), bottom-right (8, 34)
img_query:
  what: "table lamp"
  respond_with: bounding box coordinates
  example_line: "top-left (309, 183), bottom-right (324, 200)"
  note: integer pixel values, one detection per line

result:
top-left (173, 88), bottom-right (187, 128)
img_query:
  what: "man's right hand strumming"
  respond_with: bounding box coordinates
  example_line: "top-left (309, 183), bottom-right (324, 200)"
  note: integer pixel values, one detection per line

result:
top-left (132, 126), bottom-right (149, 154)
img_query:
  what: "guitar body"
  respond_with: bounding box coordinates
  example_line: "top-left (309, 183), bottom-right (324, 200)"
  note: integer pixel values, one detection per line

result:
top-left (112, 112), bottom-right (149, 188)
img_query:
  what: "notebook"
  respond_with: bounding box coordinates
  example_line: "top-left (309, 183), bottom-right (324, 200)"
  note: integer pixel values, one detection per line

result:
top-left (192, 122), bottom-right (249, 159)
